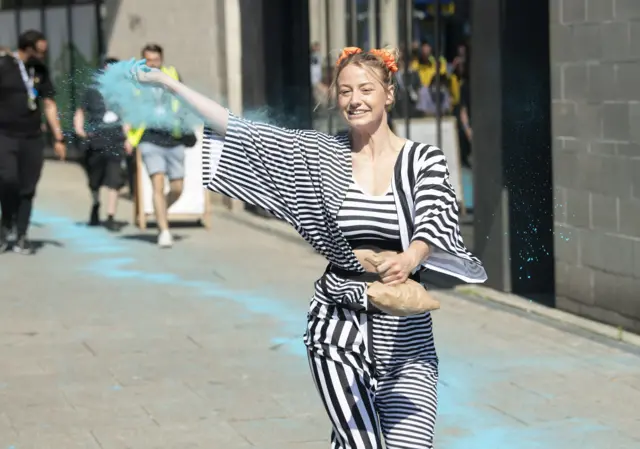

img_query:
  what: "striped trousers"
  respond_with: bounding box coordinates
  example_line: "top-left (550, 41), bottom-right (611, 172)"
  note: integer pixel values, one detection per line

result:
top-left (304, 299), bottom-right (439, 449)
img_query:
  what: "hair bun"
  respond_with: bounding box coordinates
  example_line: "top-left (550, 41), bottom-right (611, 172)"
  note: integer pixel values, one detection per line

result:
top-left (335, 46), bottom-right (399, 73)
top-left (336, 47), bottom-right (363, 66)
top-left (370, 48), bottom-right (398, 73)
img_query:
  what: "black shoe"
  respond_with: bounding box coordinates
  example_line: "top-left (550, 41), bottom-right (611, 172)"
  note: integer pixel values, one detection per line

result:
top-left (0, 227), bottom-right (9, 253)
top-left (89, 203), bottom-right (100, 226)
top-left (105, 216), bottom-right (119, 232)
top-left (12, 236), bottom-right (34, 255)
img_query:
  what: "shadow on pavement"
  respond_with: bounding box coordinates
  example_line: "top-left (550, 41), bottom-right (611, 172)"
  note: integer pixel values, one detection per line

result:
top-left (31, 239), bottom-right (65, 253)
top-left (2, 239), bottom-right (64, 255)
top-left (73, 220), bottom-right (131, 232)
top-left (119, 233), bottom-right (187, 245)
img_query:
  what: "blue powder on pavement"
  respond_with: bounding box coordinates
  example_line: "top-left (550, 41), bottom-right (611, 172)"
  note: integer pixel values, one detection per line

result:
top-left (93, 58), bottom-right (203, 132)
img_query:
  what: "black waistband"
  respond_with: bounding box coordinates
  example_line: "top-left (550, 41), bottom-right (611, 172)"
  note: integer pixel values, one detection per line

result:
top-left (326, 265), bottom-right (380, 282)
top-left (321, 264), bottom-right (421, 316)
top-left (325, 264), bottom-right (420, 283)
top-left (347, 239), bottom-right (404, 252)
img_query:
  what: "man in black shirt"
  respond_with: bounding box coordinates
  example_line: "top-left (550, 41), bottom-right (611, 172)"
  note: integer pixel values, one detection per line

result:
top-left (0, 30), bottom-right (66, 254)
top-left (74, 57), bottom-right (130, 231)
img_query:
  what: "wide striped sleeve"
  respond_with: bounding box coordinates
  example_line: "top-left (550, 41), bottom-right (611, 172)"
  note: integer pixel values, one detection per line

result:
top-left (412, 146), bottom-right (487, 283)
top-left (202, 112), bottom-right (324, 229)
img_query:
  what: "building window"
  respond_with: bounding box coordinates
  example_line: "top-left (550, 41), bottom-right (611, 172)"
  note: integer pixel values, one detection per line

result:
top-left (345, 0), bottom-right (371, 48)
top-left (0, 0), bottom-right (102, 133)
top-left (410, 0), bottom-right (469, 60)
top-left (1, 0), bottom-right (95, 10)
top-left (355, 0), bottom-right (370, 49)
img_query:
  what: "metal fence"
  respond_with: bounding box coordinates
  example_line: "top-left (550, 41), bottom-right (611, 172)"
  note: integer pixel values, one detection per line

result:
top-left (312, 0), bottom-right (467, 149)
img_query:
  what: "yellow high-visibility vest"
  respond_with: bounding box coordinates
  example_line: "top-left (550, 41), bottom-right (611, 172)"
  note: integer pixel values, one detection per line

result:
top-left (450, 73), bottom-right (461, 106)
top-left (127, 65), bottom-right (181, 147)
top-left (410, 56), bottom-right (448, 88)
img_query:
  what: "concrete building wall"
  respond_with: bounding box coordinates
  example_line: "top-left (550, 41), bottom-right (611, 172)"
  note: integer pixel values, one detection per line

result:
top-left (101, 0), bottom-right (242, 208)
top-left (550, 0), bottom-right (640, 333)
top-left (309, 0), bottom-right (347, 62)
top-left (101, 0), bottom-right (232, 101)
top-left (381, 0), bottom-right (399, 49)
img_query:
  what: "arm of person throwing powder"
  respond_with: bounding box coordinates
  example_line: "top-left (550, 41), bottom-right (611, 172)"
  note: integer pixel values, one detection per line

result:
top-left (131, 60), bottom-right (343, 236)
top-left (134, 65), bottom-right (228, 137)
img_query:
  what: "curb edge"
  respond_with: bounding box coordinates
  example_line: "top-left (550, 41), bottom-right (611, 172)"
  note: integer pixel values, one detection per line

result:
top-left (214, 208), bottom-right (640, 348)
top-left (453, 285), bottom-right (640, 348)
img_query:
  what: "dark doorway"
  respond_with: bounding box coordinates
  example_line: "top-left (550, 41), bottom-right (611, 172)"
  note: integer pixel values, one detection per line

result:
top-left (470, 0), bottom-right (555, 306)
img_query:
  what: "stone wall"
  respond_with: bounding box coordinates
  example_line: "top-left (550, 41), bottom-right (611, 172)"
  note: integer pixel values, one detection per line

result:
top-left (550, 0), bottom-right (640, 333)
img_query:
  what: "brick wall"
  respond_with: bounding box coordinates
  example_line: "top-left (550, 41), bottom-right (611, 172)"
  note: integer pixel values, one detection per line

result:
top-left (550, 0), bottom-right (640, 333)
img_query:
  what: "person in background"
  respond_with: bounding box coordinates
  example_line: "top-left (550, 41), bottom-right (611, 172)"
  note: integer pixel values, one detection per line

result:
top-left (310, 41), bottom-right (323, 87)
top-left (395, 51), bottom-right (422, 118)
top-left (74, 57), bottom-right (131, 231)
top-left (0, 29), bottom-right (66, 254)
top-left (410, 41), bottom-right (451, 116)
top-left (449, 43), bottom-right (467, 74)
top-left (448, 42), bottom-right (467, 107)
top-left (411, 41), bottom-right (448, 88)
top-left (124, 135), bottom-right (137, 200)
top-left (458, 65), bottom-right (472, 168)
top-left (126, 43), bottom-right (195, 248)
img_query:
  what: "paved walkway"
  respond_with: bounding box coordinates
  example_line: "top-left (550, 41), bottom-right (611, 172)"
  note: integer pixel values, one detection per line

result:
top-left (1, 160), bottom-right (640, 449)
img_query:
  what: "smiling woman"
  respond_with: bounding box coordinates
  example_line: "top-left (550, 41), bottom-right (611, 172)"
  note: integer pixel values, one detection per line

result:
top-left (105, 47), bottom-right (487, 448)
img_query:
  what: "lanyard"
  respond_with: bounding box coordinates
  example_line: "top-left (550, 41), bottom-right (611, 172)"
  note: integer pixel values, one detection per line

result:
top-left (13, 52), bottom-right (36, 101)
top-left (152, 86), bottom-right (167, 115)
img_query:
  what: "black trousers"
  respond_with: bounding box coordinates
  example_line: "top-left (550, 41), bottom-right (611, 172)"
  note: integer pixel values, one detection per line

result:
top-left (0, 133), bottom-right (45, 237)
top-left (125, 150), bottom-right (136, 196)
top-left (83, 146), bottom-right (125, 192)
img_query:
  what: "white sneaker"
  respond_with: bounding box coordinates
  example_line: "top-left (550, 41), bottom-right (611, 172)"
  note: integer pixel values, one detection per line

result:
top-left (158, 230), bottom-right (173, 248)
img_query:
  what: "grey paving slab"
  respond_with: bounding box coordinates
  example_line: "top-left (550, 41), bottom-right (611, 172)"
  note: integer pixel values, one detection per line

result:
top-left (1, 161), bottom-right (640, 449)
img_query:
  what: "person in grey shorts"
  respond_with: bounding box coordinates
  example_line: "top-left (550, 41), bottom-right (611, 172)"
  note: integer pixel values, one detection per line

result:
top-left (133, 44), bottom-right (196, 248)
top-left (138, 131), bottom-right (186, 248)
top-left (140, 140), bottom-right (185, 181)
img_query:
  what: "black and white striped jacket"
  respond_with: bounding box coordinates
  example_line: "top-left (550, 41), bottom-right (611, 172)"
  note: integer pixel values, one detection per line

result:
top-left (202, 114), bottom-right (486, 310)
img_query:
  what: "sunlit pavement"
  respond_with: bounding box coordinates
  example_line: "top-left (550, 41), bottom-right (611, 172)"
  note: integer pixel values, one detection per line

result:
top-left (1, 160), bottom-right (639, 449)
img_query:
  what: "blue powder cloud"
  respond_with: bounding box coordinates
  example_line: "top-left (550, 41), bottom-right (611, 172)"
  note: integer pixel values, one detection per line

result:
top-left (93, 58), bottom-right (203, 133)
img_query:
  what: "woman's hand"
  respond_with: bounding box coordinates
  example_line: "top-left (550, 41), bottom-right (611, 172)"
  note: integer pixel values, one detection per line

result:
top-left (132, 60), bottom-right (168, 86)
top-left (363, 241), bottom-right (430, 286)
top-left (366, 252), bottom-right (415, 286)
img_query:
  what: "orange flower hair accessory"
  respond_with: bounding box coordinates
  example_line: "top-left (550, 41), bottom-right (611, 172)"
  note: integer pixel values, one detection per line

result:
top-left (335, 46), bottom-right (399, 74)
top-left (370, 48), bottom-right (399, 73)
top-left (336, 47), bottom-right (363, 66)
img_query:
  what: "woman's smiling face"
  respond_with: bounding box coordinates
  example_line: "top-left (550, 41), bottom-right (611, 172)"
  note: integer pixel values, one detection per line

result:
top-left (336, 63), bottom-right (394, 131)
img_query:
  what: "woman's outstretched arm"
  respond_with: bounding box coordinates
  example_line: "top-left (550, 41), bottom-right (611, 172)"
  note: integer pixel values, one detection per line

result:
top-left (135, 65), bottom-right (229, 136)
top-left (131, 62), bottom-right (339, 234)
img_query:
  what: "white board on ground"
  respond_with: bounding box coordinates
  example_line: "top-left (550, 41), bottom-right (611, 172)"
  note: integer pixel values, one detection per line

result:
top-left (392, 116), bottom-right (464, 203)
top-left (137, 127), bottom-right (208, 223)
